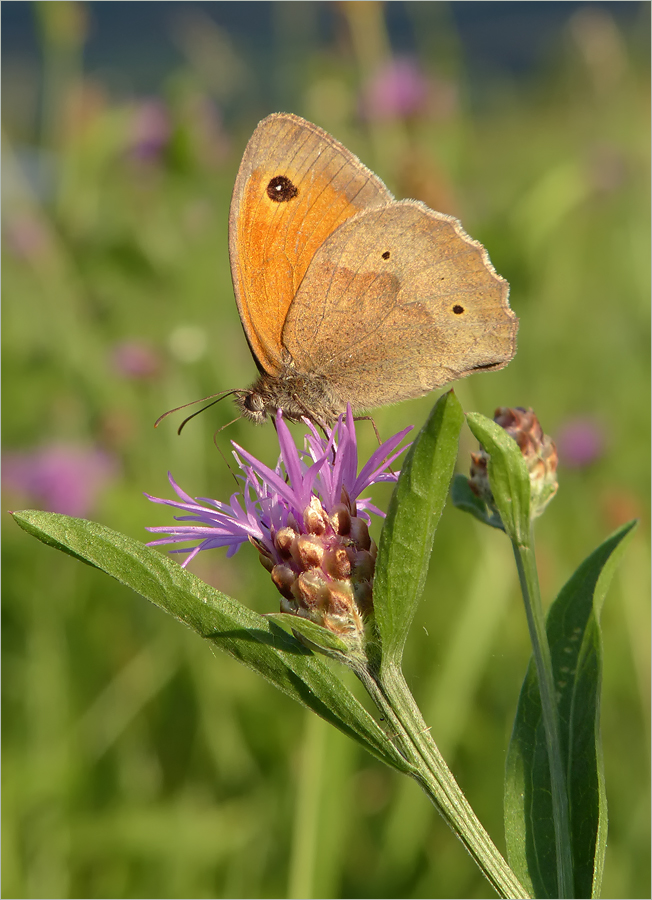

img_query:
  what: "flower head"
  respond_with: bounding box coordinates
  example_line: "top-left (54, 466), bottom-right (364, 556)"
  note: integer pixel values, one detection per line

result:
top-left (147, 407), bottom-right (411, 642)
top-left (469, 407), bottom-right (558, 519)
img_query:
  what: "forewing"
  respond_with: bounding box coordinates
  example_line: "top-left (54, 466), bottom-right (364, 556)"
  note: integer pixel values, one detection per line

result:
top-left (283, 201), bottom-right (517, 409)
top-left (229, 113), bottom-right (393, 375)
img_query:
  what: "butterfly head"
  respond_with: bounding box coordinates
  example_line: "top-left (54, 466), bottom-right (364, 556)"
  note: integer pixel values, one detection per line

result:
top-left (236, 385), bottom-right (269, 425)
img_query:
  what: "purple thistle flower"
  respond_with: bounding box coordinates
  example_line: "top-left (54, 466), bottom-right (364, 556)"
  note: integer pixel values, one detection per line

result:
top-left (556, 417), bottom-right (605, 468)
top-left (146, 407), bottom-right (411, 640)
top-left (361, 57), bottom-right (430, 121)
top-left (2, 443), bottom-right (119, 518)
top-left (111, 339), bottom-right (162, 380)
top-left (127, 99), bottom-right (171, 162)
top-left (147, 405), bottom-right (409, 563)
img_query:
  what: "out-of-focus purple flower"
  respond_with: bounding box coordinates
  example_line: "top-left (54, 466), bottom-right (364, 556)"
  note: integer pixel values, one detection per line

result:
top-left (2, 444), bottom-right (119, 518)
top-left (556, 417), bottom-right (605, 468)
top-left (186, 96), bottom-right (231, 167)
top-left (128, 100), bottom-right (171, 162)
top-left (111, 340), bottom-right (162, 380)
top-left (361, 57), bottom-right (430, 121)
top-left (147, 407), bottom-right (412, 640)
top-left (3, 215), bottom-right (51, 261)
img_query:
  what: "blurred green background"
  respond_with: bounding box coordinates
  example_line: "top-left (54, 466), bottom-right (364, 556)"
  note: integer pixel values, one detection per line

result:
top-left (2, 2), bottom-right (650, 897)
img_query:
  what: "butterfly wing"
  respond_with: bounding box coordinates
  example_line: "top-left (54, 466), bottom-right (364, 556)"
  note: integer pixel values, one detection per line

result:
top-left (229, 113), bottom-right (393, 376)
top-left (282, 200), bottom-right (518, 410)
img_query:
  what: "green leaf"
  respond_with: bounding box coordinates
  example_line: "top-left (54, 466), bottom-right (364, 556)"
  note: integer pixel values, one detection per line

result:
top-left (450, 472), bottom-right (505, 531)
top-left (12, 509), bottom-right (415, 777)
top-left (466, 413), bottom-right (531, 547)
top-left (373, 391), bottom-right (465, 672)
top-left (265, 613), bottom-right (351, 657)
top-left (504, 520), bottom-right (637, 899)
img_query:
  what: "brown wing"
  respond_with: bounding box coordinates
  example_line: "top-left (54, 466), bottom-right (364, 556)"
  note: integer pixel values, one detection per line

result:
top-left (228, 113), bottom-right (394, 376)
top-left (282, 200), bottom-right (518, 410)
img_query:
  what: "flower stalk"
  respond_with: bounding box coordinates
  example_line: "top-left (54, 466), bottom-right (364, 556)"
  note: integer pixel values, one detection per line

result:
top-left (354, 660), bottom-right (530, 899)
top-left (461, 407), bottom-right (573, 898)
top-left (511, 530), bottom-right (574, 899)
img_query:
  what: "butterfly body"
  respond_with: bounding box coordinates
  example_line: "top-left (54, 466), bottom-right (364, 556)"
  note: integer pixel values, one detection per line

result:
top-left (236, 368), bottom-right (342, 425)
top-left (229, 113), bottom-right (518, 426)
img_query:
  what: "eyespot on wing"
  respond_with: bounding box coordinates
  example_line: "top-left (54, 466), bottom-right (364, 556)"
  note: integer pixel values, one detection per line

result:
top-left (228, 113), bottom-right (393, 376)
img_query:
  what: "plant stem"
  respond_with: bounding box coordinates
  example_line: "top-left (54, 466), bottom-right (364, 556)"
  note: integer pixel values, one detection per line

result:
top-left (288, 710), bottom-right (326, 899)
top-left (355, 662), bottom-right (530, 900)
top-left (512, 529), bottom-right (574, 898)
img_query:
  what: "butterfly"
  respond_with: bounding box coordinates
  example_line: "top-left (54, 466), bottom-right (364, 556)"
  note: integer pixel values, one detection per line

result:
top-left (228, 113), bottom-right (517, 426)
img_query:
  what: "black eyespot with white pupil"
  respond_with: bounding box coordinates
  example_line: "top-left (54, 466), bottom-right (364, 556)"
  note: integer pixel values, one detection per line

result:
top-left (453, 305), bottom-right (465, 315)
top-left (267, 175), bottom-right (298, 202)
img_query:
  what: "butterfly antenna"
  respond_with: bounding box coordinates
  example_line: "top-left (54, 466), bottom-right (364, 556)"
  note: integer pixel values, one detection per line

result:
top-left (177, 398), bottom-right (225, 435)
top-left (154, 390), bottom-right (242, 435)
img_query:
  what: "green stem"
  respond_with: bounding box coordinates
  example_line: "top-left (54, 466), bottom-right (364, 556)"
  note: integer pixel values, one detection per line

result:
top-left (355, 662), bottom-right (530, 899)
top-left (288, 710), bottom-right (326, 899)
top-left (512, 529), bottom-right (574, 898)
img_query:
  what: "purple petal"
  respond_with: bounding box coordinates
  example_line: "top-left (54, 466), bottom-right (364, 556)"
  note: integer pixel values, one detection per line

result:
top-left (353, 427), bottom-right (413, 497)
top-left (146, 404), bottom-right (413, 566)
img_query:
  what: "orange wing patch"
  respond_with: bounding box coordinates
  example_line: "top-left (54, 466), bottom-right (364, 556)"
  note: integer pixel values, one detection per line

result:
top-left (229, 114), bottom-right (392, 376)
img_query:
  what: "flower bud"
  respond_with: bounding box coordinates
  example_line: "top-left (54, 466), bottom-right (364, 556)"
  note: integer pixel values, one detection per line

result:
top-left (470, 407), bottom-right (558, 519)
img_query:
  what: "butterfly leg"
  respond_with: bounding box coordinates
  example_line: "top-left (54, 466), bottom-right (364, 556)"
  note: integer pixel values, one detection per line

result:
top-left (354, 415), bottom-right (398, 476)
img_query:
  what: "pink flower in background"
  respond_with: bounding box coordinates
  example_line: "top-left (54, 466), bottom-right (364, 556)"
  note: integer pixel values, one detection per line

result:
top-left (3, 215), bottom-right (50, 261)
top-left (128, 99), bottom-right (171, 161)
top-left (556, 417), bottom-right (605, 468)
top-left (187, 96), bottom-right (231, 167)
top-left (2, 444), bottom-right (119, 518)
top-left (361, 57), bottom-right (430, 121)
top-left (111, 340), bottom-right (162, 380)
